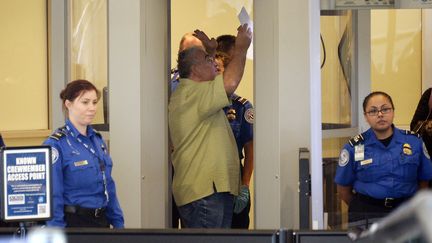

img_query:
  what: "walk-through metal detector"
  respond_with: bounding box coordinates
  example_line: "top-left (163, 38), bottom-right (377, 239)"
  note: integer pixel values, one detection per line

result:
top-left (307, 0), bottom-right (432, 230)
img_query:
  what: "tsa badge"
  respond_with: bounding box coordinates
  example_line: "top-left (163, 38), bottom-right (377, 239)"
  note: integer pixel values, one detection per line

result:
top-left (226, 108), bottom-right (236, 121)
top-left (403, 143), bottom-right (412, 155)
top-left (244, 108), bottom-right (254, 124)
top-left (338, 149), bottom-right (349, 167)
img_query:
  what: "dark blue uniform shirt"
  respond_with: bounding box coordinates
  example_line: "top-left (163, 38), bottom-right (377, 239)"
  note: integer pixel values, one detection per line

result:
top-left (44, 120), bottom-right (124, 228)
top-left (223, 94), bottom-right (254, 160)
top-left (335, 127), bottom-right (432, 199)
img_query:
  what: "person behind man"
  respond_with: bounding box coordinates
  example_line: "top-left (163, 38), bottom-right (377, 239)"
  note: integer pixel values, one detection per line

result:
top-left (215, 34), bottom-right (253, 229)
top-left (169, 24), bottom-right (252, 228)
top-left (335, 91), bottom-right (432, 229)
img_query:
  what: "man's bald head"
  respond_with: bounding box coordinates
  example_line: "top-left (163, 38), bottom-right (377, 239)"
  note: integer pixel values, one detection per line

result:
top-left (178, 33), bottom-right (204, 52)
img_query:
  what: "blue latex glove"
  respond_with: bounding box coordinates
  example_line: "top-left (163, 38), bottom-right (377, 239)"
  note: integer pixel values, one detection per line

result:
top-left (234, 185), bottom-right (250, 214)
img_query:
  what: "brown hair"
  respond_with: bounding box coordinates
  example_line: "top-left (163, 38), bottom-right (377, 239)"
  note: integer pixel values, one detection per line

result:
top-left (60, 80), bottom-right (101, 109)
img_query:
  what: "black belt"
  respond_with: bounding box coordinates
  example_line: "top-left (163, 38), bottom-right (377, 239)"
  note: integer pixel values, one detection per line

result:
top-left (356, 193), bottom-right (408, 208)
top-left (64, 205), bottom-right (106, 218)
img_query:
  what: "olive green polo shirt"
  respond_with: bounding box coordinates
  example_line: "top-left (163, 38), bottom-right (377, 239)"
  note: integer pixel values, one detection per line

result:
top-left (168, 75), bottom-right (240, 206)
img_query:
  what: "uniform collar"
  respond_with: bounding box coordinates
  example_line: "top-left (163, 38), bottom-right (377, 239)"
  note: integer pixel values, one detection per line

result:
top-left (65, 119), bottom-right (95, 138)
top-left (364, 124), bottom-right (402, 147)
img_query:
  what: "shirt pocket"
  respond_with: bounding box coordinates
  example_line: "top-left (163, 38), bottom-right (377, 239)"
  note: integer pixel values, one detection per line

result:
top-left (67, 160), bottom-right (97, 187)
top-left (399, 152), bottom-right (420, 181)
top-left (355, 151), bottom-right (381, 182)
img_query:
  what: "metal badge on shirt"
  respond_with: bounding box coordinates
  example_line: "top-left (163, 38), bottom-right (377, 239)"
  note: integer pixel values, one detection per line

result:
top-left (354, 144), bottom-right (364, 161)
top-left (403, 143), bottom-right (412, 156)
top-left (226, 108), bottom-right (236, 121)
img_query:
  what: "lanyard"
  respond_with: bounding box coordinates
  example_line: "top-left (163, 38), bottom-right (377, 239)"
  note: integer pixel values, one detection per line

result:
top-left (64, 125), bottom-right (110, 203)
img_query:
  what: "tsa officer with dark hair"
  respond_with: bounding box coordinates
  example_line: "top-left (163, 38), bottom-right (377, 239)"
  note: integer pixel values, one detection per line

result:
top-left (214, 43), bottom-right (254, 229)
top-left (223, 93), bottom-right (253, 228)
top-left (335, 91), bottom-right (432, 228)
top-left (44, 80), bottom-right (124, 228)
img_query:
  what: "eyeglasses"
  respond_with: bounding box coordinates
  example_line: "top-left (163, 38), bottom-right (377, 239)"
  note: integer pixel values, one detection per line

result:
top-left (365, 107), bottom-right (393, 116)
top-left (204, 54), bottom-right (215, 63)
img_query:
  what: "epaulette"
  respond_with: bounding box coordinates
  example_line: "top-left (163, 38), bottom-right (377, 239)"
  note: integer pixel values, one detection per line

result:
top-left (402, 129), bottom-right (421, 138)
top-left (49, 130), bottom-right (66, 141)
top-left (234, 96), bottom-right (248, 105)
top-left (348, 133), bottom-right (364, 147)
top-left (49, 126), bottom-right (67, 141)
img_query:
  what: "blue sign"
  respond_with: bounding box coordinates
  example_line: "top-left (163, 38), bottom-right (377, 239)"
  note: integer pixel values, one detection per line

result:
top-left (1, 146), bottom-right (52, 221)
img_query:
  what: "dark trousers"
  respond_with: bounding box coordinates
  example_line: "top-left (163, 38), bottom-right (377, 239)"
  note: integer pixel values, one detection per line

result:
top-left (231, 199), bottom-right (251, 229)
top-left (348, 194), bottom-right (403, 229)
top-left (177, 192), bottom-right (234, 228)
top-left (65, 212), bottom-right (109, 228)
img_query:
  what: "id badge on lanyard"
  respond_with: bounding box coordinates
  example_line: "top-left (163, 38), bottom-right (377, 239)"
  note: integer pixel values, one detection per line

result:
top-left (354, 144), bottom-right (364, 161)
top-left (66, 125), bottom-right (110, 203)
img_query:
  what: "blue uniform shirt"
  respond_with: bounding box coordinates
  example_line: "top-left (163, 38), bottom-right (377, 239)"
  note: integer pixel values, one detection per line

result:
top-left (223, 94), bottom-right (254, 160)
top-left (335, 126), bottom-right (432, 199)
top-left (44, 120), bottom-right (124, 228)
top-left (0, 133), bottom-right (5, 148)
top-left (170, 69), bottom-right (180, 93)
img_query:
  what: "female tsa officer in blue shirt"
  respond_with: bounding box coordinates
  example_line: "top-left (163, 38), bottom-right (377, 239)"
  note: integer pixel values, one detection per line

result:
top-left (44, 80), bottom-right (124, 228)
top-left (335, 91), bottom-right (432, 226)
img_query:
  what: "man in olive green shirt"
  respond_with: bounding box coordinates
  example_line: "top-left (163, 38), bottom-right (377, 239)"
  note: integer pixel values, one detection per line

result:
top-left (168, 24), bottom-right (252, 228)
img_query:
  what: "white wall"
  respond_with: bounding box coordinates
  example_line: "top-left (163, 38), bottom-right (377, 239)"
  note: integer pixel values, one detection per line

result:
top-left (254, 0), bottom-right (321, 229)
top-left (108, 0), bottom-right (168, 228)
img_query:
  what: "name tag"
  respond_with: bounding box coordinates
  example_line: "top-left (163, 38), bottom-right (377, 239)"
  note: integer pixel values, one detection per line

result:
top-left (74, 160), bottom-right (88, 167)
top-left (360, 158), bottom-right (373, 166)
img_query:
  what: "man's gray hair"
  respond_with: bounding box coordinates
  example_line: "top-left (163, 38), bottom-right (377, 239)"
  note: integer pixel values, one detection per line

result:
top-left (177, 47), bottom-right (202, 79)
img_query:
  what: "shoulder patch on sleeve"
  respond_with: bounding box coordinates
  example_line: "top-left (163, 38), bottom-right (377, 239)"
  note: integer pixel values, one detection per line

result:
top-left (51, 147), bottom-right (59, 164)
top-left (338, 149), bottom-right (350, 167)
top-left (348, 134), bottom-right (364, 147)
top-left (244, 108), bottom-right (254, 124)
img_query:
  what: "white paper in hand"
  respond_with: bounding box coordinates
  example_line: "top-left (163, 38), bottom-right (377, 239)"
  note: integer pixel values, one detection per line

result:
top-left (237, 6), bottom-right (253, 60)
top-left (238, 6), bottom-right (253, 31)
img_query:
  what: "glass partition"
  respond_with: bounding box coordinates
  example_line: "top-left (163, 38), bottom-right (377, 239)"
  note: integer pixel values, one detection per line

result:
top-left (69, 0), bottom-right (108, 127)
